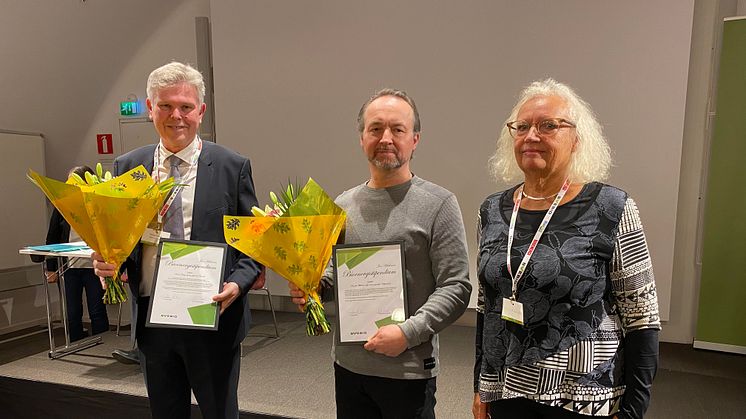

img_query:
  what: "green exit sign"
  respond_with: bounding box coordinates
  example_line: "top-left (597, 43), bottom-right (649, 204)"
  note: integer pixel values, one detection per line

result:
top-left (120, 101), bottom-right (141, 116)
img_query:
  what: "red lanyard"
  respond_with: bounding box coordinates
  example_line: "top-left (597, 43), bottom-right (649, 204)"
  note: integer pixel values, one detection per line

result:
top-left (506, 179), bottom-right (570, 299)
top-left (152, 138), bottom-right (202, 225)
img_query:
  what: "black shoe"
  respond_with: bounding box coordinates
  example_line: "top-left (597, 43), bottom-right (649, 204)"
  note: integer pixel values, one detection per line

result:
top-left (112, 349), bottom-right (140, 365)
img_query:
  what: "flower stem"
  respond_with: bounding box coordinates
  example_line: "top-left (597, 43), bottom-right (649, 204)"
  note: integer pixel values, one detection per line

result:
top-left (304, 292), bottom-right (331, 336)
top-left (102, 272), bottom-right (128, 305)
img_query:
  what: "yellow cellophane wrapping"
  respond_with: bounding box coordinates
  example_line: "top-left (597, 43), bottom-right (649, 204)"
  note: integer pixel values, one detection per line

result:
top-left (223, 178), bottom-right (346, 309)
top-left (224, 178), bottom-right (345, 335)
top-left (224, 214), bottom-right (345, 300)
top-left (28, 165), bottom-right (171, 272)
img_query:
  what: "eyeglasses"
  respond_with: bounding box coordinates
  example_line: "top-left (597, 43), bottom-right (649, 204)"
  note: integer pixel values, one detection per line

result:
top-left (506, 118), bottom-right (576, 139)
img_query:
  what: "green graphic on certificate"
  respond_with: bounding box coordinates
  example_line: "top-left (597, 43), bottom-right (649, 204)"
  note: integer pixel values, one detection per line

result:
top-left (188, 302), bottom-right (219, 325)
top-left (336, 247), bottom-right (383, 270)
top-left (375, 314), bottom-right (402, 328)
top-left (162, 242), bottom-right (206, 260)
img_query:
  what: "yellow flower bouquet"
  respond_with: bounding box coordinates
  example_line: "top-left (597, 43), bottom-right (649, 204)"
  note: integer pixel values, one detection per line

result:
top-left (224, 178), bottom-right (345, 335)
top-left (28, 164), bottom-right (176, 304)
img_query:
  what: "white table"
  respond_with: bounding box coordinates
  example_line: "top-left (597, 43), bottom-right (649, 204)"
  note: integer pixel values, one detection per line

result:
top-left (18, 245), bottom-right (103, 359)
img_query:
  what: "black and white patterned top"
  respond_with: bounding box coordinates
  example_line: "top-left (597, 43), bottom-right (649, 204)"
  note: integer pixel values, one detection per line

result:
top-left (475, 182), bottom-right (661, 417)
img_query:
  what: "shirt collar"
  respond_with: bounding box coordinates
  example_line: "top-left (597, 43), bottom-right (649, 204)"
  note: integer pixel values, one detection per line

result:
top-left (158, 135), bottom-right (200, 165)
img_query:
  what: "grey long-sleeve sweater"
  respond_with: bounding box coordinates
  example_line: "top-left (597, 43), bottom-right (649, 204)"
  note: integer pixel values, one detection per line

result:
top-left (322, 176), bottom-right (472, 379)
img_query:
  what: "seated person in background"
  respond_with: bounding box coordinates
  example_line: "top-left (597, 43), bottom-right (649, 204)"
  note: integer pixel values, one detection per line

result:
top-left (45, 165), bottom-right (109, 342)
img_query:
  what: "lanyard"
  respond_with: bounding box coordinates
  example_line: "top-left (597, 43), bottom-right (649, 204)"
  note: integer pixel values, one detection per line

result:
top-left (153, 138), bottom-right (202, 226)
top-left (506, 179), bottom-right (570, 299)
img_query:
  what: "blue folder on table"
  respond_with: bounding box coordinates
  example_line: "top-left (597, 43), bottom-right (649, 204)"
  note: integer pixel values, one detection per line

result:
top-left (26, 243), bottom-right (91, 253)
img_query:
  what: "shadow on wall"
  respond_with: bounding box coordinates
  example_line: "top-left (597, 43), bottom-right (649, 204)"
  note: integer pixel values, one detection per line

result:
top-left (0, 0), bottom-right (203, 176)
top-left (0, 268), bottom-right (56, 334)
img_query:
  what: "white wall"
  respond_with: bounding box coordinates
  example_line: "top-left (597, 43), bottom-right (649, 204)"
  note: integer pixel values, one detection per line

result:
top-left (0, 0), bottom-right (209, 180)
top-left (210, 0), bottom-right (695, 324)
top-left (0, 0), bottom-right (734, 344)
top-left (76, 0), bottom-right (211, 174)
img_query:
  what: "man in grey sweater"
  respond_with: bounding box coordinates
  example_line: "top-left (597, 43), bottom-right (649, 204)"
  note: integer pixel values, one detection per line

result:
top-left (290, 88), bottom-right (472, 418)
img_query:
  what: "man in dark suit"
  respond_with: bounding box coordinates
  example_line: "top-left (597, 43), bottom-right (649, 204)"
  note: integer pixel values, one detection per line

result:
top-left (93, 61), bottom-right (261, 419)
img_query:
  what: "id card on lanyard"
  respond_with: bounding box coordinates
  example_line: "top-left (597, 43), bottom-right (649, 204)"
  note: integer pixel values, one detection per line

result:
top-left (140, 138), bottom-right (202, 246)
top-left (503, 179), bottom-right (570, 325)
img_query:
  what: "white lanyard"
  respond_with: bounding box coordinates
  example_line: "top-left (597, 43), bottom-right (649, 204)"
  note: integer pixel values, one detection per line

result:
top-left (153, 138), bottom-right (202, 226)
top-left (506, 179), bottom-right (571, 299)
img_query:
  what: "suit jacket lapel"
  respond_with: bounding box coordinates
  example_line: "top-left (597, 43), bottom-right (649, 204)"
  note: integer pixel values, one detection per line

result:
top-left (192, 141), bottom-right (214, 239)
top-left (145, 145), bottom-right (155, 174)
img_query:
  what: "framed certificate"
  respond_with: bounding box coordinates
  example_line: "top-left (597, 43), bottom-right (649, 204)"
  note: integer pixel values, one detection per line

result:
top-left (146, 239), bottom-right (227, 330)
top-left (333, 241), bottom-right (408, 344)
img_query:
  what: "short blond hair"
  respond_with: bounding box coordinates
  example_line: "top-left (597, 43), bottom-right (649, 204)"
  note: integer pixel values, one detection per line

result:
top-left (146, 61), bottom-right (205, 104)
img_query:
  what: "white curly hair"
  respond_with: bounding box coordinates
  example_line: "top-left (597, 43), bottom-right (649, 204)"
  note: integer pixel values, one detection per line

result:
top-left (489, 79), bottom-right (611, 184)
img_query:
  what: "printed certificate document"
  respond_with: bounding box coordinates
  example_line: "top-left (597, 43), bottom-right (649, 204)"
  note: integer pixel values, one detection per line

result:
top-left (333, 241), bottom-right (408, 344)
top-left (146, 239), bottom-right (227, 330)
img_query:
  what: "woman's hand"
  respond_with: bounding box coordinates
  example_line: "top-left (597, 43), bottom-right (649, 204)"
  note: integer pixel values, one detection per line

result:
top-left (472, 392), bottom-right (488, 419)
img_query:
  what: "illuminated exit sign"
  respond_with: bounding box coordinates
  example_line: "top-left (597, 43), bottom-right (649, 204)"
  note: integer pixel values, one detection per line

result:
top-left (120, 101), bottom-right (140, 116)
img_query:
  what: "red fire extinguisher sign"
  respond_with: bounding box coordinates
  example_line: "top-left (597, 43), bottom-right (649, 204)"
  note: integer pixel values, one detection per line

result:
top-left (97, 134), bottom-right (113, 154)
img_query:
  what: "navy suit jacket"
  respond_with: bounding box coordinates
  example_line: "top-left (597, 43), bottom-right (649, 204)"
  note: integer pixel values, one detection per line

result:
top-left (114, 140), bottom-right (261, 348)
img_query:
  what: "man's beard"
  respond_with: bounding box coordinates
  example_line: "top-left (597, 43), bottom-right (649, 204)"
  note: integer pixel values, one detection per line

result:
top-left (369, 147), bottom-right (410, 170)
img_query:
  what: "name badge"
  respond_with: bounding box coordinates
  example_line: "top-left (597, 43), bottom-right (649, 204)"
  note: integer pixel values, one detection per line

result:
top-left (141, 228), bottom-right (170, 246)
top-left (501, 297), bottom-right (524, 325)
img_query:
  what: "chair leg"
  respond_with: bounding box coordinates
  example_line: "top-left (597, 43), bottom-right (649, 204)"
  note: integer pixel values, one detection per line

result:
top-left (116, 302), bottom-right (122, 336)
top-left (264, 289), bottom-right (280, 338)
top-left (244, 288), bottom-right (281, 340)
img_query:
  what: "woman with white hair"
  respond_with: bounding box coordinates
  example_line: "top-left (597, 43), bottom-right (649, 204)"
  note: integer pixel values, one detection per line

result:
top-left (472, 79), bottom-right (660, 419)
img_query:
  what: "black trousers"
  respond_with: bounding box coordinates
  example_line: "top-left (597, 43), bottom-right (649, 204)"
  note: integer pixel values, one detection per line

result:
top-left (334, 362), bottom-right (437, 419)
top-left (64, 268), bottom-right (108, 342)
top-left (489, 398), bottom-right (616, 419)
top-left (137, 298), bottom-right (240, 419)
